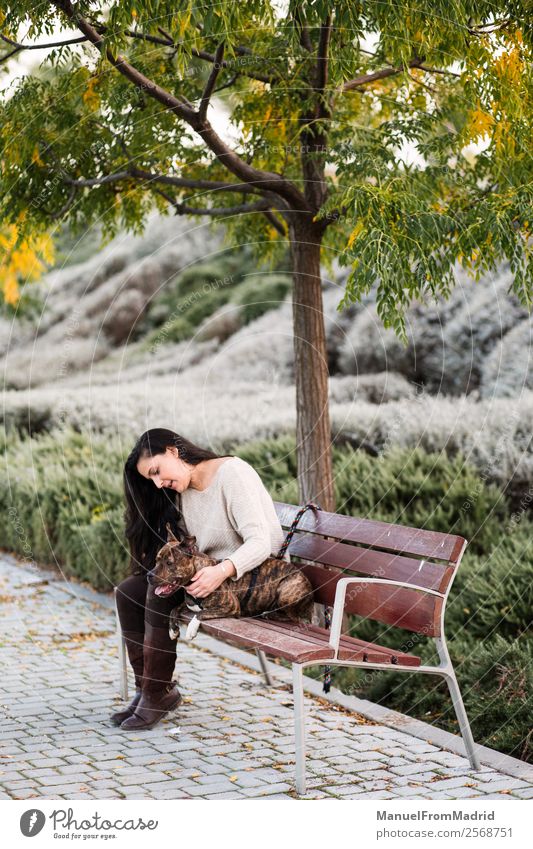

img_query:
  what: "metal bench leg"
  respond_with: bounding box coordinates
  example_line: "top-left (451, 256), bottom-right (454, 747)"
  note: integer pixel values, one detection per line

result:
top-left (255, 649), bottom-right (273, 686)
top-left (114, 587), bottom-right (128, 701)
top-left (441, 669), bottom-right (480, 770)
top-left (292, 663), bottom-right (307, 795)
top-left (436, 637), bottom-right (480, 770)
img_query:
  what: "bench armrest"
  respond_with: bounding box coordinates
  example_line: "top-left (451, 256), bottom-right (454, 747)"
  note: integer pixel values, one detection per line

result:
top-left (328, 577), bottom-right (444, 656)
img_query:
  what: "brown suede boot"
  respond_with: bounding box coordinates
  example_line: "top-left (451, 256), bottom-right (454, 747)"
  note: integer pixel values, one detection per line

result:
top-left (110, 630), bottom-right (145, 726)
top-left (120, 622), bottom-right (182, 730)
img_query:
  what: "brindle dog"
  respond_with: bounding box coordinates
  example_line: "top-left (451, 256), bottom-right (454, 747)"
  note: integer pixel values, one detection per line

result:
top-left (149, 523), bottom-right (314, 641)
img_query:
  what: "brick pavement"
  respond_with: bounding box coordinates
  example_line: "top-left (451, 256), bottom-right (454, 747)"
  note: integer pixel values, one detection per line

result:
top-left (1, 555), bottom-right (532, 801)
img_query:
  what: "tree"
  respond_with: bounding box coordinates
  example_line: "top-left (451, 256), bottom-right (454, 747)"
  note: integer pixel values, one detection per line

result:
top-left (0, 1), bottom-right (531, 511)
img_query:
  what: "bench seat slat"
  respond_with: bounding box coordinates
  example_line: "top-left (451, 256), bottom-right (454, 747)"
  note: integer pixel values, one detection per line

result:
top-left (252, 619), bottom-right (421, 666)
top-left (177, 612), bottom-right (421, 666)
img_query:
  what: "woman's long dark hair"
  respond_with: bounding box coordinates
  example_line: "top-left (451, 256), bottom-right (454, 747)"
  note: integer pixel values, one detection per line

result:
top-left (123, 428), bottom-right (234, 576)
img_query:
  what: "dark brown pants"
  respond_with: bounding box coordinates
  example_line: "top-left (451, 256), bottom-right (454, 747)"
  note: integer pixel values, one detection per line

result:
top-left (115, 573), bottom-right (185, 632)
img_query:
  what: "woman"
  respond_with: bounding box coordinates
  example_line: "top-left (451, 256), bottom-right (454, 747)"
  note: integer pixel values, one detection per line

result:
top-left (113, 427), bottom-right (289, 730)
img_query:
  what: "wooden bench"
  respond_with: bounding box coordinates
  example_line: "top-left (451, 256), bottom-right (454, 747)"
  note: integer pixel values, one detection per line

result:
top-left (115, 501), bottom-right (480, 794)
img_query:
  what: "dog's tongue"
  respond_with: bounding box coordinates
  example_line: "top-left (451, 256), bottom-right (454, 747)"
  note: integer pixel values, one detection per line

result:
top-left (154, 584), bottom-right (174, 596)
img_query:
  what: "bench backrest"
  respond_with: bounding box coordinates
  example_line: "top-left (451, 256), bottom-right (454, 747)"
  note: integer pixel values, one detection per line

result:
top-left (274, 502), bottom-right (467, 637)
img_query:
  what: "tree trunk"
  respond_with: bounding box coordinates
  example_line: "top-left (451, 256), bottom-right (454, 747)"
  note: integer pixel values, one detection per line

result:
top-left (289, 219), bottom-right (335, 512)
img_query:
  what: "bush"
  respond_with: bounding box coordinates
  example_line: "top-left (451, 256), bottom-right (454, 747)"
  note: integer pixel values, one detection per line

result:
top-left (447, 522), bottom-right (533, 640)
top-left (139, 248), bottom-right (254, 335)
top-left (0, 426), bottom-right (127, 589)
top-left (329, 633), bottom-right (532, 763)
top-left (143, 286), bottom-right (233, 346)
top-left (331, 444), bottom-right (508, 555)
top-left (144, 315), bottom-right (194, 346)
top-left (137, 251), bottom-right (291, 346)
top-left (231, 273), bottom-right (291, 324)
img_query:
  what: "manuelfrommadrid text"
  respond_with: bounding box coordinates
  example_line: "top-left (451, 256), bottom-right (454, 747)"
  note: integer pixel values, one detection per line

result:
top-left (377, 811), bottom-right (495, 822)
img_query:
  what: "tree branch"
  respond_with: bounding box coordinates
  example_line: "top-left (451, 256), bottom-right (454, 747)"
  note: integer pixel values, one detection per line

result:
top-left (51, 0), bottom-right (309, 212)
top-left (153, 187), bottom-right (287, 235)
top-left (190, 47), bottom-right (275, 86)
top-left (416, 64), bottom-right (461, 78)
top-left (293, 4), bottom-right (314, 52)
top-left (213, 73), bottom-right (239, 94)
top-left (128, 167), bottom-right (264, 195)
top-left (60, 165), bottom-right (266, 196)
top-left (41, 184), bottom-right (77, 220)
top-left (467, 18), bottom-right (512, 35)
top-left (151, 187), bottom-right (272, 218)
top-left (0, 26), bottom-right (278, 84)
top-left (198, 42), bottom-right (224, 121)
top-left (128, 25), bottom-right (278, 85)
top-left (342, 59), bottom-right (460, 91)
top-left (262, 208), bottom-right (287, 236)
top-left (44, 148), bottom-right (289, 233)
top-left (0, 31), bottom-right (88, 52)
top-left (315, 15), bottom-right (332, 121)
top-left (342, 61), bottom-right (421, 92)
top-left (62, 171), bottom-right (131, 187)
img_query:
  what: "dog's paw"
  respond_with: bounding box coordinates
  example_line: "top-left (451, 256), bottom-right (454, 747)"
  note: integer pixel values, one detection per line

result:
top-left (169, 624), bottom-right (180, 640)
top-left (184, 615), bottom-right (201, 641)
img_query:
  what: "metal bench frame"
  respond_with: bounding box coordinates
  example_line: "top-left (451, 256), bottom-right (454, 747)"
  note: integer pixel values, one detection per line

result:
top-left (114, 512), bottom-right (480, 795)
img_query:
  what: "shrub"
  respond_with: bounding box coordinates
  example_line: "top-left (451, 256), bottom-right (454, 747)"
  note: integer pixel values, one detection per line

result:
top-left (447, 522), bottom-right (533, 640)
top-left (331, 444), bottom-right (507, 555)
top-left (0, 427), bottom-right (127, 587)
top-left (331, 634), bottom-right (532, 763)
top-left (231, 273), bottom-right (291, 324)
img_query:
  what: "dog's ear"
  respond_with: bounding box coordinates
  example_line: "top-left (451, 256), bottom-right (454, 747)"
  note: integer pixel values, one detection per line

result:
top-left (165, 522), bottom-right (180, 544)
top-left (181, 534), bottom-right (198, 555)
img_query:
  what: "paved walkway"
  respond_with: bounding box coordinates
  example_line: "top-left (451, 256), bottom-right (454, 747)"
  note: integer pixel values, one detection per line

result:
top-left (1, 554), bottom-right (532, 801)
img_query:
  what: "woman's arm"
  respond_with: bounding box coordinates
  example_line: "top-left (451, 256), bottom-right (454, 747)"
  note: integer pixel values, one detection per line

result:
top-left (185, 558), bottom-right (236, 598)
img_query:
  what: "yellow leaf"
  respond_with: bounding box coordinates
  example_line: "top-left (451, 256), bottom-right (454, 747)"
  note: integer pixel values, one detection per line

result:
top-left (347, 221), bottom-right (363, 248)
top-left (178, 8), bottom-right (192, 38)
top-left (494, 47), bottom-right (524, 86)
top-left (229, 775), bottom-right (238, 782)
top-left (465, 104), bottom-right (495, 142)
top-left (83, 76), bottom-right (100, 111)
top-left (31, 146), bottom-right (44, 167)
top-left (0, 225), bottom-right (55, 306)
top-left (2, 270), bottom-right (19, 306)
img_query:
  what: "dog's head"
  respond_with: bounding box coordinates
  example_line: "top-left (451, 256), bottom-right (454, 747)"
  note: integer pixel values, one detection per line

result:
top-left (147, 523), bottom-right (199, 596)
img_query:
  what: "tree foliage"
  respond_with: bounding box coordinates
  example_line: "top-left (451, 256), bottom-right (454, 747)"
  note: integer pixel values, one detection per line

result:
top-left (0, 1), bottom-right (531, 334)
top-left (0, 217), bottom-right (55, 305)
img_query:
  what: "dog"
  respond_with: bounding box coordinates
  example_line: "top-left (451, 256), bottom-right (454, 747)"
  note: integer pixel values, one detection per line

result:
top-left (148, 523), bottom-right (314, 641)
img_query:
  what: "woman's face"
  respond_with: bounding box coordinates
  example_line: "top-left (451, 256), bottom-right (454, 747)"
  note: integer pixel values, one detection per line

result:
top-left (136, 447), bottom-right (190, 492)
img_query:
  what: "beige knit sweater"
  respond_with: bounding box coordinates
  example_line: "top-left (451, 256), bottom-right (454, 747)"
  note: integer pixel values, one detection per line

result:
top-left (176, 456), bottom-right (290, 581)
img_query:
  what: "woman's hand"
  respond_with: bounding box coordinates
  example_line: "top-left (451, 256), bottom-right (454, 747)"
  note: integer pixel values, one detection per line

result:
top-left (185, 562), bottom-right (229, 598)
